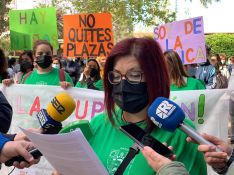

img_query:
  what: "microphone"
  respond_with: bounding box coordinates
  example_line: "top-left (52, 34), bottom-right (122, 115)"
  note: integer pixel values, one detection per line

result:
top-left (59, 120), bottom-right (93, 141)
top-left (5, 92), bottom-right (76, 167)
top-left (37, 92), bottom-right (76, 134)
top-left (147, 97), bottom-right (221, 150)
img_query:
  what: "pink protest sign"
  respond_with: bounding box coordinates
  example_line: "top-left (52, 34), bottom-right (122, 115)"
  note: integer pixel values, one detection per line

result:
top-left (154, 16), bottom-right (206, 65)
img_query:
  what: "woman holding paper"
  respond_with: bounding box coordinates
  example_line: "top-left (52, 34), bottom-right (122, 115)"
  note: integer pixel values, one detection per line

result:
top-left (88, 37), bottom-right (206, 175)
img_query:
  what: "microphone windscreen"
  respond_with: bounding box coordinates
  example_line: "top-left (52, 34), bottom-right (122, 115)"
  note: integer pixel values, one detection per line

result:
top-left (47, 92), bottom-right (76, 122)
top-left (147, 97), bottom-right (185, 132)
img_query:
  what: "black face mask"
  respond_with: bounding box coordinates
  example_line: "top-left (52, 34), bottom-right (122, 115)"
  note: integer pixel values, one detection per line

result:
top-left (112, 80), bottom-right (148, 113)
top-left (36, 55), bottom-right (52, 69)
top-left (90, 68), bottom-right (99, 78)
top-left (20, 61), bottom-right (32, 73)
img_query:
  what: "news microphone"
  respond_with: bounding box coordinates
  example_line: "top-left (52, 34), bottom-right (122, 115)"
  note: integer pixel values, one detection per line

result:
top-left (147, 97), bottom-right (221, 150)
top-left (37, 92), bottom-right (76, 134)
top-left (59, 120), bottom-right (93, 141)
top-left (5, 92), bottom-right (76, 167)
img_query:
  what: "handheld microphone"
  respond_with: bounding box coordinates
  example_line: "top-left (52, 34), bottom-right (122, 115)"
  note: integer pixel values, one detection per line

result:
top-left (147, 97), bottom-right (222, 151)
top-left (37, 92), bottom-right (76, 134)
top-left (59, 120), bottom-right (93, 141)
top-left (5, 92), bottom-right (76, 167)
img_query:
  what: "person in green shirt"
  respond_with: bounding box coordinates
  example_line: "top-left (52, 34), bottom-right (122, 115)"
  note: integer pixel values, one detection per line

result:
top-left (164, 50), bottom-right (205, 91)
top-left (21, 40), bottom-right (73, 88)
top-left (75, 58), bottom-right (103, 91)
top-left (88, 38), bottom-right (207, 175)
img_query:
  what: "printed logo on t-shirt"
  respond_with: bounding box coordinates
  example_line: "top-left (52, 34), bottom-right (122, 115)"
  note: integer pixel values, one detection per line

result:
top-left (36, 81), bottom-right (48, 85)
top-left (106, 147), bottom-right (134, 175)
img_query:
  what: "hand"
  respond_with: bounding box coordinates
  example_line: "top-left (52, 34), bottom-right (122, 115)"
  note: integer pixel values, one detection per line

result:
top-left (141, 146), bottom-right (172, 172)
top-left (14, 128), bottom-right (43, 141)
top-left (83, 66), bottom-right (91, 78)
top-left (187, 133), bottom-right (232, 169)
top-left (52, 169), bottom-right (62, 175)
top-left (2, 79), bottom-right (14, 87)
top-left (0, 141), bottom-right (40, 169)
top-left (60, 81), bottom-right (72, 89)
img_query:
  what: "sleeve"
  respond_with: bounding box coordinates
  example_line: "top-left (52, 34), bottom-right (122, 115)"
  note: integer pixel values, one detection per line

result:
top-left (0, 133), bottom-right (10, 152)
top-left (0, 91), bottom-right (12, 133)
top-left (65, 72), bottom-right (74, 86)
top-left (157, 161), bottom-right (189, 175)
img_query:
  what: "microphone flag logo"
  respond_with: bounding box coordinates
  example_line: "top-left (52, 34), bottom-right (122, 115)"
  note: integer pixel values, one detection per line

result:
top-left (156, 100), bottom-right (176, 119)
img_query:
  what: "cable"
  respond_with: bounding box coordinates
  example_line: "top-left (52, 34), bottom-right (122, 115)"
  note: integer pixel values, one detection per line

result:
top-left (8, 167), bottom-right (15, 175)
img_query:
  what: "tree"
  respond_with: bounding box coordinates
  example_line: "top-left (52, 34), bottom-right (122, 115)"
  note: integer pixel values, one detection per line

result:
top-left (206, 34), bottom-right (234, 58)
top-left (189, 0), bottom-right (220, 7)
top-left (0, 0), bottom-right (12, 36)
top-left (51, 0), bottom-right (176, 41)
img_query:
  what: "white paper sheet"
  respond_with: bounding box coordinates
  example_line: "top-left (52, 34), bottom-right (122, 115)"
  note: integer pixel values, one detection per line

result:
top-left (21, 128), bottom-right (109, 175)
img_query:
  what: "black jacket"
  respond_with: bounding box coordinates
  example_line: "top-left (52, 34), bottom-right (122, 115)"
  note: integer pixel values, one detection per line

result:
top-left (0, 91), bottom-right (12, 133)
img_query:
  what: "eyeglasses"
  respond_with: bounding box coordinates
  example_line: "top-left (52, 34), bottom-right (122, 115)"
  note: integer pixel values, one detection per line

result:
top-left (108, 70), bottom-right (144, 85)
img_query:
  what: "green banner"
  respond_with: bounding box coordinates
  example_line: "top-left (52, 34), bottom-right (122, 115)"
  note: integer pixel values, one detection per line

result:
top-left (9, 7), bottom-right (58, 50)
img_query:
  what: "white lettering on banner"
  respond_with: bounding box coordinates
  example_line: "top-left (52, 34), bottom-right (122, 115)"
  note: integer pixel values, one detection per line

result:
top-left (0, 84), bottom-right (231, 175)
top-left (156, 100), bottom-right (176, 119)
top-left (150, 117), bottom-right (162, 128)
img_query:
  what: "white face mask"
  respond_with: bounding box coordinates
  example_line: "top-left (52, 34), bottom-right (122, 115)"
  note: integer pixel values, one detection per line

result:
top-left (221, 60), bottom-right (225, 64)
top-left (52, 64), bottom-right (60, 69)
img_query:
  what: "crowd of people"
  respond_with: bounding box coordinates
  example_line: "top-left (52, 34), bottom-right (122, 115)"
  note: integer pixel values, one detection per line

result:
top-left (0, 38), bottom-right (233, 175)
top-left (1, 41), bottom-right (233, 92)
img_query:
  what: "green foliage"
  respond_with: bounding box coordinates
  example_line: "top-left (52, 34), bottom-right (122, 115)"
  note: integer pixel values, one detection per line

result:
top-left (0, 0), bottom-right (12, 35)
top-left (188, 0), bottom-right (220, 8)
top-left (205, 34), bottom-right (234, 58)
top-left (51, 0), bottom-right (176, 41)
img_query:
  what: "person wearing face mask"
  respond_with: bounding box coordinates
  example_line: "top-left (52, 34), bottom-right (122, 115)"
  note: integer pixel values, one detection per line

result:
top-left (75, 58), bottom-right (103, 91)
top-left (164, 51), bottom-right (205, 91)
top-left (2, 51), bottom-right (34, 86)
top-left (20, 40), bottom-right (73, 89)
top-left (52, 56), bottom-right (62, 69)
top-left (52, 38), bottom-right (206, 175)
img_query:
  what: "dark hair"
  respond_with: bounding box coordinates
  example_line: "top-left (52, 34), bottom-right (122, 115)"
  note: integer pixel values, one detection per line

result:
top-left (33, 40), bottom-right (53, 55)
top-left (19, 51), bottom-right (33, 63)
top-left (8, 57), bottom-right (16, 68)
top-left (104, 37), bottom-right (170, 126)
top-left (0, 48), bottom-right (8, 79)
top-left (164, 50), bottom-right (188, 87)
top-left (19, 51), bottom-right (34, 72)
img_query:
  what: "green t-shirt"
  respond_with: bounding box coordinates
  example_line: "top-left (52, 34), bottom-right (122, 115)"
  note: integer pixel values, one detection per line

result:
top-left (89, 110), bottom-right (207, 175)
top-left (170, 77), bottom-right (206, 91)
top-left (21, 68), bottom-right (73, 86)
top-left (75, 79), bottom-right (103, 91)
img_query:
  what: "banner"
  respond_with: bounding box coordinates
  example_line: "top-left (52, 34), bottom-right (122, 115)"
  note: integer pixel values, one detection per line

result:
top-left (154, 16), bottom-right (206, 65)
top-left (0, 84), bottom-right (231, 175)
top-left (9, 7), bottom-right (58, 50)
top-left (63, 13), bottom-right (114, 58)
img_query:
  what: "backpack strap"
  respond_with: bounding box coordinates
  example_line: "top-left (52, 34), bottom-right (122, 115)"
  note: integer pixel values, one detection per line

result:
top-left (59, 69), bottom-right (66, 82)
top-left (21, 71), bottom-right (33, 84)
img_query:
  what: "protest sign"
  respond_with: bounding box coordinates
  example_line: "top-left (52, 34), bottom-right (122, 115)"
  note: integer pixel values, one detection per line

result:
top-left (63, 13), bottom-right (114, 58)
top-left (9, 7), bottom-right (58, 50)
top-left (154, 16), bottom-right (206, 64)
